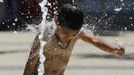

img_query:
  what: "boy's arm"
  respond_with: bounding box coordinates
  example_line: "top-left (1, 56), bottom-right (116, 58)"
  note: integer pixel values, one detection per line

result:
top-left (78, 30), bottom-right (125, 56)
top-left (23, 35), bottom-right (40, 75)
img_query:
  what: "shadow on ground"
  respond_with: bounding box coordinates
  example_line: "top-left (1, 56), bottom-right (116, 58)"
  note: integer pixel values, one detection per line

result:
top-left (75, 53), bottom-right (134, 60)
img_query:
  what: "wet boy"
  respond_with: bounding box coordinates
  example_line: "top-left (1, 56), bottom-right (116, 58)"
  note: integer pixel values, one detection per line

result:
top-left (23, 4), bottom-right (125, 75)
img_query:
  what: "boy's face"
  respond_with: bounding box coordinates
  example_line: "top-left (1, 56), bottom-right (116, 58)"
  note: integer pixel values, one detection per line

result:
top-left (57, 27), bottom-right (79, 41)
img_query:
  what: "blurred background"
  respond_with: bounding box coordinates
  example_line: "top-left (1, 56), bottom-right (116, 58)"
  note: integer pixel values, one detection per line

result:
top-left (0, 0), bottom-right (134, 75)
top-left (0, 0), bottom-right (134, 32)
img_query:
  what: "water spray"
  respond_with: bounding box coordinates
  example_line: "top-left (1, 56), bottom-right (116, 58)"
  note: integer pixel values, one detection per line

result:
top-left (37, 0), bottom-right (57, 75)
top-left (0, 0), bottom-right (3, 3)
top-left (37, 0), bottom-right (48, 75)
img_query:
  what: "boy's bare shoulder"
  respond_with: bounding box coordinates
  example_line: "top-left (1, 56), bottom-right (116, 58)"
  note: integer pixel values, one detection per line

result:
top-left (77, 29), bottom-right (94, 39)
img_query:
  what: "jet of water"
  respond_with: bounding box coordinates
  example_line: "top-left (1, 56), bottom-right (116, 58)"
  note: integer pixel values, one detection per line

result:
top-left (37, 0), bottom-right (57, 75)
top-left (37, 0), bottom-right (48, 75)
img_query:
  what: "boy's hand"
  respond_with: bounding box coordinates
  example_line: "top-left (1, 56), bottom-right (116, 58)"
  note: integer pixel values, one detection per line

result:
top-left (112, 46), bottom-right (125, 57)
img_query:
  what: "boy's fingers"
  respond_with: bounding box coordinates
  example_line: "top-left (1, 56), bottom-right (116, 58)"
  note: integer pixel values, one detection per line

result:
top-left (119, 46), bottom-right (125, 54)
top-left (113, 46), bottom-right (125, 57)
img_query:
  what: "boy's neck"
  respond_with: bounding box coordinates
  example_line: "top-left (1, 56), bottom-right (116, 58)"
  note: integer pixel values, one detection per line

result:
top-left (56, 31), bottom-right (69, 42)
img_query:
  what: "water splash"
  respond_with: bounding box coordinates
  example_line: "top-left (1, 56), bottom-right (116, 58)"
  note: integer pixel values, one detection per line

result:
top-left (37, 0), bottom-right (57, 75)
top-left (14, 17), bottom-right (18, 22)
top-left (114, 7), bottom-right (122, 12)
top-left (0, 0), bottom-right (3, 3)
top-left (13, 31), bottom-right (18, 34)
top-left (37, 0), bottom-right (48, 75)
top-left (83, 0), bottom-right (132, 35)
top-left (114, 0), bottom-right (124, 12)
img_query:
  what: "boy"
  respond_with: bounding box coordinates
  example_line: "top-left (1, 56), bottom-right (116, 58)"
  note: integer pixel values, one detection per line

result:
top-left (23, 4), bottom-right (125, 75)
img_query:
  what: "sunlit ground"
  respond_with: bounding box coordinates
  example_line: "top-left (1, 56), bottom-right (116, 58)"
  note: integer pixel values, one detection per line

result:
top-left (0, 31), bottom-right (134, 75)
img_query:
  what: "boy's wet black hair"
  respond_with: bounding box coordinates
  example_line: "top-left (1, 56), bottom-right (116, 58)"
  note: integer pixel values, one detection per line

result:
top-left (57, 4), bottom-right (84, 30)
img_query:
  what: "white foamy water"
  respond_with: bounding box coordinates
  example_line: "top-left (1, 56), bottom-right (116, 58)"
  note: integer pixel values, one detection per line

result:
top-left (37, 0), bottom-right (57, 75)
top-left (37, 0), bottom-right (48, 75)
top-left (114, 8), bottom-right (122, 12)
top-left (114, 0), bottom-right (124, 12)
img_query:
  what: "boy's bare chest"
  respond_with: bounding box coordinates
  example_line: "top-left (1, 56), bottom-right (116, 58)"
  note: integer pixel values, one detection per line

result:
top-left (44, 35), bottom-right (76, 56)
top-left (44, 39), bottom-right (72, 58)
top-left (40, 35), bottom-right (77, 74)
top-left (42, 37), bottom-right (73, 72)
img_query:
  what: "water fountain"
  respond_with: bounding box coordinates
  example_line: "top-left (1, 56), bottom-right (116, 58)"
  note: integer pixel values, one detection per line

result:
top-left (25, 0), bottom-right (133, 75)
top-left (37, 0), bottom-right (50, 75)
top-left (0, 0), bottom-right (133, 75)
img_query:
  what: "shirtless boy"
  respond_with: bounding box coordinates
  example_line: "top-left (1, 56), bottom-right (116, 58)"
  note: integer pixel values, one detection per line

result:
top-left (23, 4), bottom-right (125, 75)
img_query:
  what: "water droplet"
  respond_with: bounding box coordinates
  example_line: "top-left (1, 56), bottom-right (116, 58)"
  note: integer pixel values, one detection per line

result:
top-left (21, 13), bottom-right (24, 15)
top-left (114, 8), bottom-right (122, 12)
top-left (131, 23), bottom-right (134, 26)
top-left (15, 18), bottom-right (18, 22)
top-left (2, 22), bottom-right (4, 24)
top-left (26, 16), bottom-right (29, 18)
top-left (124, 27), bottom-right (127, 30)
top-left (14, 31), bottom-right (18, 34)
top-left (129, 17), bottom-right (133, 20)
top-left (12, 23), bottom-right (16, 26)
